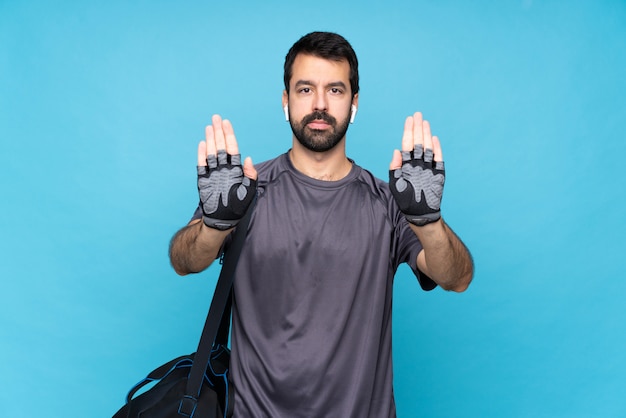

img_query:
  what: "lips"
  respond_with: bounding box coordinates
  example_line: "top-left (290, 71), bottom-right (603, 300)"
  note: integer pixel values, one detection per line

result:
top-left (307, 120), bottom-right (331, 129)
top-left (303, 111), bottom-right (335, 130)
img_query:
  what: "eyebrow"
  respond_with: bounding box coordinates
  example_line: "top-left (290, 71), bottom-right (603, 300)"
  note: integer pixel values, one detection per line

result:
top-left (294, 80), bottom-right (348, 89)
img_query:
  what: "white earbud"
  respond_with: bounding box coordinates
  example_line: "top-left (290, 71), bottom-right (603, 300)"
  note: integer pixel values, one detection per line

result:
top-left (284, 105), bottom-right (289, 121)
top-left (350, 105), bottom-right (357, 124)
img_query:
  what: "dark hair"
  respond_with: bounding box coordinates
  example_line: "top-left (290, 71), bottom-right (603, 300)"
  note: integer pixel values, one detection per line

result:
top-left (283, 31), bottom-right (359, 97)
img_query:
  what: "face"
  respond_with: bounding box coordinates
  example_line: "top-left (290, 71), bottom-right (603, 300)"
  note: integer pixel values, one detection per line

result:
top-left (283, 54), bottom-right (358, 152)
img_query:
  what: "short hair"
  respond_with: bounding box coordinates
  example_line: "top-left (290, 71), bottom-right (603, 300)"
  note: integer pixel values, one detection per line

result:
top-left (283, 31), bottom-right (359, 97)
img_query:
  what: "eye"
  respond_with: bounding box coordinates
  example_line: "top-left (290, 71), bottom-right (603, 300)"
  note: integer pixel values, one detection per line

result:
top-left (330, 87), bottom-right (343, 95)
top-left (298, 87), bottom-right (311, 94)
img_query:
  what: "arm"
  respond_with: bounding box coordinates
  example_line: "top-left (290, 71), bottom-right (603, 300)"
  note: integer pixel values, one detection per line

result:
top-left (170, 114), bottom-right (257, 276)
top-left (390, 112), bottom-right (473, 292)
top-left (169, 219), bottom-right (231, 276)
top-left (413, 220), bottom-right (473, 292)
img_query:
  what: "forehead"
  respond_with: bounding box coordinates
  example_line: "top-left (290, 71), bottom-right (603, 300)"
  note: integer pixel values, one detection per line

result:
top-left (290, 53), bottom-right (351, 86)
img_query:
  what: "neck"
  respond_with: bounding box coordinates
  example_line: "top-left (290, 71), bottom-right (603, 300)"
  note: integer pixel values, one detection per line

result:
top-left (289, 139), bottom-right (352, 181)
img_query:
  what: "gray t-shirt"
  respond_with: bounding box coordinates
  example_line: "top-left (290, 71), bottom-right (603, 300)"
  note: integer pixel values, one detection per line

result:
top-left (193, 152), bottom-right (435, 417)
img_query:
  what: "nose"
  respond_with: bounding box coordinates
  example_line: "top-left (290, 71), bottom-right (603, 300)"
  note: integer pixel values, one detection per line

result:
top-left (313, 91), bottom-right (328, 112)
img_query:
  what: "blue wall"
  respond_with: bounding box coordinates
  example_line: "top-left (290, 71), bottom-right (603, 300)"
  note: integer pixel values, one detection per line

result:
top-left (1, 1), bottom-right (625, 416)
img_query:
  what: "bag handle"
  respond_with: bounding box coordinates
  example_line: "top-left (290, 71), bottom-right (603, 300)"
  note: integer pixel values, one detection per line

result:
top-left (181, 198), bottom-right (256, 413)
top-left (125, 355), bottom-right (193, 403)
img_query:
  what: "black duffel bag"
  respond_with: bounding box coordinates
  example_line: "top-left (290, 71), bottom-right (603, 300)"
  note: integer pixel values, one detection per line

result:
top-left (113, 345), bottom-right (232, 418)
top-left (113, 203), bottom-right (254, 418)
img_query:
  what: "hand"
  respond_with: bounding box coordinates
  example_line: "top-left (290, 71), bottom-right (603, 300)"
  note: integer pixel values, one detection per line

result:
top-left (197, 115), bottom-right (258, 230)
top-left (389, 112), bottom-right (445, 226)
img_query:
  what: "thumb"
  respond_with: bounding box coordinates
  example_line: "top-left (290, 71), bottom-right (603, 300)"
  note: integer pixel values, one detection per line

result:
top-left (389, 149), bottom-right (402, 170)
top-left (243, 156), bottom-right (258, 180)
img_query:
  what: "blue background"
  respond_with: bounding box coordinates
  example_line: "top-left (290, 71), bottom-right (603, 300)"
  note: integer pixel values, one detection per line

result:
top-left (1, 1), bottom-right (625, 417)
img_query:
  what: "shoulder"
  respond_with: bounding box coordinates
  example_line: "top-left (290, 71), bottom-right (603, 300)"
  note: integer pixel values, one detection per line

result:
top-left (255, 153), bottom-right (290, 186)
top-left (352, 164), bottom-right (417, 234)
top-left (353, 165), bottom-right (394, 203)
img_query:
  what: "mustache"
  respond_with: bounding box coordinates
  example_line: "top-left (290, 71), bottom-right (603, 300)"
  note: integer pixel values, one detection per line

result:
top-left (302, 111), bottom-right (336, 126)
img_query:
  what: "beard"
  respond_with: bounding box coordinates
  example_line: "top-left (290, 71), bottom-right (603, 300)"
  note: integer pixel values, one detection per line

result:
top-left (289, 110), bottom-right (351, 152)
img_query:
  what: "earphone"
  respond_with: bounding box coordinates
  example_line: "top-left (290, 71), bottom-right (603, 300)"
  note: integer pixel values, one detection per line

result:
top-left (350, 105), bottom-right (357, 124)
top-left (284, 105), bottom-right (289, 121)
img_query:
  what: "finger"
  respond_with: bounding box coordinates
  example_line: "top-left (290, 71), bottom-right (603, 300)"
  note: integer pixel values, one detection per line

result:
top-left (212, 114), bottom-right (226, 152)
top-left (422, 119), bottom-right (433, 152)
top-left (198, 141), bottom-right (207, 166)
top-left (243, 156), bottom-right (258, 181)
top-left (432, 136), bottom-right (444, 162)
top-left (389, 149), bottom-right (402, 170)
top-left (422, 119), bottom-right (435, 163)
top-left (205, 124), bottom-right (217, 157)
top-left (401, 116), bottom-right (414, 152)
top-left (222, 119), bottom-right (240, 155)
top-left (412, 112), bottom-right (424, 150)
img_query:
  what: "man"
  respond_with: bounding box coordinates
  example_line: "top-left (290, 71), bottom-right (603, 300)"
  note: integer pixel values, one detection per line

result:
top-left (170, 31), bottom-right (473, 417)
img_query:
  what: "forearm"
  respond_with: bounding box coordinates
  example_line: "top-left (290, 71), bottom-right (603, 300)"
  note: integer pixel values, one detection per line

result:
top-left (412, 219), bottom-right (473, 292)
top-left (169, 220), bottom-right (231, 276)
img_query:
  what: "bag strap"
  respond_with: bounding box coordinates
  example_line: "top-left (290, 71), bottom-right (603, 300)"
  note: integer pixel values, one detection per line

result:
top-left (182, 199), bottom-right (256, 407)
top-left (215, 289), bottom-right (232, 347)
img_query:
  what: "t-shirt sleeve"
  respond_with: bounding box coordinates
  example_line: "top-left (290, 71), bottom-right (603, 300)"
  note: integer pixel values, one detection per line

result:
top-left (190, 203), bottom-right (202, 222)
top-left (394, 211), bottom-right (438, 291)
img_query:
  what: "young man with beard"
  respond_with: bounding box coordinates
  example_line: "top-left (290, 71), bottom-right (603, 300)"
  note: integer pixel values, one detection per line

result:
top-left (169, 31), bottom-right (473, 417)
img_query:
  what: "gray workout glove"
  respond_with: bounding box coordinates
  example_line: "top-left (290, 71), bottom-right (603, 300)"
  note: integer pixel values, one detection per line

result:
top-left (389, 146), bottom-right (445, 226)
top-left (197, 150), bottom-right (257, 230)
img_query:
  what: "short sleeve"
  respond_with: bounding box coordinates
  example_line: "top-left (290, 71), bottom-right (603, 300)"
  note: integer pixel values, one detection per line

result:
top-left (394, 212), bottom-right (438, 291)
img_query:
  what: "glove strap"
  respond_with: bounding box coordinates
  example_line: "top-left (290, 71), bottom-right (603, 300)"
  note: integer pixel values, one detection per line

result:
top-left (406, 211), bottom-right (441, 227)
top-left (203, 216), bottom-right (240, 231)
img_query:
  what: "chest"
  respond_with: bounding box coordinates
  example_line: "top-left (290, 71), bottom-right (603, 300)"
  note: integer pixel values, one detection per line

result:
top-left (250, 179), bottom-right (390, 260)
